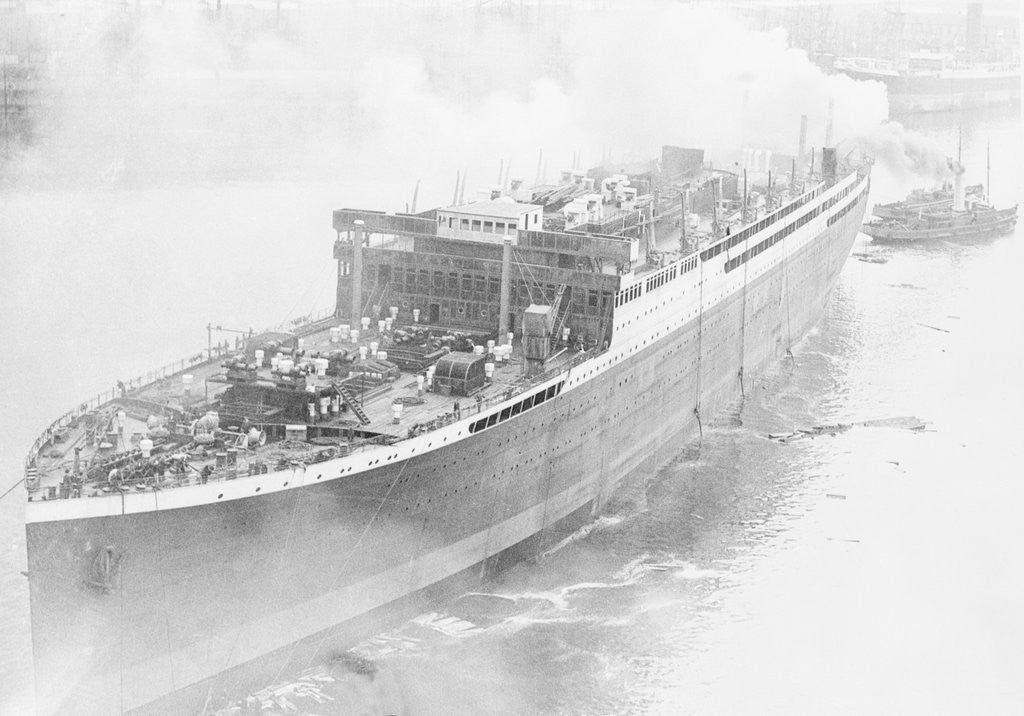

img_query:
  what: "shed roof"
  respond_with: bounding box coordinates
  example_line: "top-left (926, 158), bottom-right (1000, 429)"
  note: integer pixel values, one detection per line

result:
top-left (446, 198), bottom-right (543, 220)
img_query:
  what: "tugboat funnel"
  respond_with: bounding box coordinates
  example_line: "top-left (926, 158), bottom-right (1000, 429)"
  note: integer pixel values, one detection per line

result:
top-left (953, 163), bottom-right (966, 211)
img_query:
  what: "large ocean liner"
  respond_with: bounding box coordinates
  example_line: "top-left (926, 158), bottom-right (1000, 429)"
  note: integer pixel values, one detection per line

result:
top-left (832, 52), bottom-right (1020, 114)
top-left (23, 144), bottom-right (871, 714)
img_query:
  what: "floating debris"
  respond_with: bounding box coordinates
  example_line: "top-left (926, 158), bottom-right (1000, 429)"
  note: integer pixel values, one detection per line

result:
top-left (890, 283), bottom-right (926, 290)
top-left (918, 322), bottom-right (951, 333)
top-left (767, 416), bottom-right (926, 442)
top-left (826, 494), bottom-right (847, 500)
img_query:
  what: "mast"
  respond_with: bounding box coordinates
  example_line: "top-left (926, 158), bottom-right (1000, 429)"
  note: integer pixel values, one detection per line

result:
top-left (351, 220), bottom-right (365, 322)
top-left (742, 168), bottom-right (748, 224)
top-left (680, 191), bottom-right (688, 254)
top-left (711, 176), bottom-right (720, 238)
top-left (498, 238), bottom-right (513, 338)
top-left (2, 56), bottom-right (8, 157)
top-left (986, 140), bottom-right (991, 204)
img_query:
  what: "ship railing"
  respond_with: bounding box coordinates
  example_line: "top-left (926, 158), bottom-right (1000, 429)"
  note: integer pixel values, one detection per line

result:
top-left (23, 305), bottom-right (338, 478)
top-left (263, 305), bottom-right (337, 336)
top-left (22, 351), bottom-right (218, 474)
top-left (26, 334), bottom-right (599, 493)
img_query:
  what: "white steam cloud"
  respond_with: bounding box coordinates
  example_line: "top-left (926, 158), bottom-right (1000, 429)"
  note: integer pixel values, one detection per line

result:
top-left (6, 1), bottom-right (947, 202)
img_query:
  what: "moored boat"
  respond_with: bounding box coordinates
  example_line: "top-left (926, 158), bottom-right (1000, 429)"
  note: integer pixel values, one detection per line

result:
top-left (864, 204), bottom-right (1017, 243)
top-left (865, 156), bottom-right (1016, 243)
top-left (871, 183), bottom-right (984, 220)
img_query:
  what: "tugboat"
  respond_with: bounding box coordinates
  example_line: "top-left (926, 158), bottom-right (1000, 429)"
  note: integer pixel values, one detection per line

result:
top-left (864, 152), bottom-right (1017, 243)
top-left (871, 182), bottom-right (984, 220)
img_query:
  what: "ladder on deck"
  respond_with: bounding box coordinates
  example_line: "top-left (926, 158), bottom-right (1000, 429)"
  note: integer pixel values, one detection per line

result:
top-left (334, 382), bottom-right (371, 425)
top-left (366, 280), bottom-right (391, 323)
top-left (550, 283), bottom-right (571, 350)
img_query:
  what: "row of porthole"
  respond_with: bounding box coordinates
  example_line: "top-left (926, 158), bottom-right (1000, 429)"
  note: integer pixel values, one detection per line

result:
top-left (213, 369), bottom-right (633, 502)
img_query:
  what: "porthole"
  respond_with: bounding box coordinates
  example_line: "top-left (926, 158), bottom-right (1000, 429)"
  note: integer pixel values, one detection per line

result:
top-left (217, 494), bottom-right (223, 499)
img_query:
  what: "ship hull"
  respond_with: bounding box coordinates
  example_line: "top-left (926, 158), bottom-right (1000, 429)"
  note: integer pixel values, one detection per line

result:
top-left (837, 68), bottom-right (1020, 113)
top-left (26, 175), bottom-right (870, 714)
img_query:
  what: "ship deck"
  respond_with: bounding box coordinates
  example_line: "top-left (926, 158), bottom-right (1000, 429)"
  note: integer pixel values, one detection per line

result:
top-left (27, 322), bottom-right (586, 501)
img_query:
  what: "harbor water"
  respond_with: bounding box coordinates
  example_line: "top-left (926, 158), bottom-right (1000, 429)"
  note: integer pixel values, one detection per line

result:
top-left (2, 107), bottom-right (1022, 713)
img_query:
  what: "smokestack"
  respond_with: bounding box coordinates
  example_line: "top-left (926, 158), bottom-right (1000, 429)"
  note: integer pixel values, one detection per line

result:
top-left (821, 147), bottom-right (837, 185)
top-left (352, 220), bottom-right (365, 322)
top-left (953, 162), bottom-right (966, 211)
top-left (825, 97), bottom-right (834, 147)
top-left (798, 114), bottom-right (808, 167)
top-left (498, 238), bottom-right (513, 338)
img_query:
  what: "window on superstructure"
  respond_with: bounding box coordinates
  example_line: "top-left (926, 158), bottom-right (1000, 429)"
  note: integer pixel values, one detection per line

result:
top-left (472, 220), bottom-right (482, 231)
top-left (448, 272), bottom-right (459, 289)
top-left (484, 221), bottom-right (493, 233)
top-left (475, 275), bottom-right (485, 292)
top-left (461, 218), bottom-right (470, 230)
top-left (462, 274), bottom-right (473, 291)
top-left (419, 270), bottom-right (430, 290)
